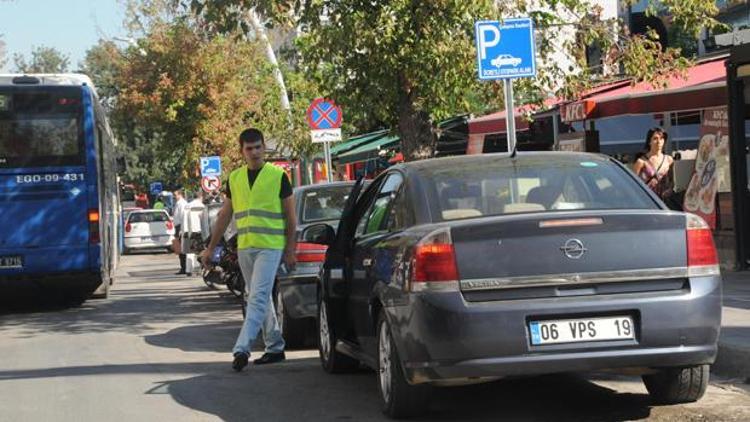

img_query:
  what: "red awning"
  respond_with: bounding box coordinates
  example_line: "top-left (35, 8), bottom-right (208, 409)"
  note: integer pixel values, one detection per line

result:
top-left (563, 56), bottom-right (728, 121)
top-left (468, 106), bottom-right (534, 134)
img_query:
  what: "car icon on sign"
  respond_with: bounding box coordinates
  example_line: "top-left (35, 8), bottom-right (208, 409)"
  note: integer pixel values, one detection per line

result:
top-left (491, 54), bottom-right (522, 68)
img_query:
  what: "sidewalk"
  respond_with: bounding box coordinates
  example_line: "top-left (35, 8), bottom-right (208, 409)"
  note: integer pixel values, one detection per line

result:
top-left (712, 271), bottom-right (750, 381)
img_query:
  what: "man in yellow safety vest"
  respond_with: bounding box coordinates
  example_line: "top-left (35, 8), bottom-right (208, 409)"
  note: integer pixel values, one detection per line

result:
top-left (202, 128), bottom-right (297, 372)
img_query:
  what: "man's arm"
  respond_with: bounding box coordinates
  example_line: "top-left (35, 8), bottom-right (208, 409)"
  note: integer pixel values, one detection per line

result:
top-left (282, 195), bottom-right (297, 270)
top-left (200, 200), bottom-right (233, 264)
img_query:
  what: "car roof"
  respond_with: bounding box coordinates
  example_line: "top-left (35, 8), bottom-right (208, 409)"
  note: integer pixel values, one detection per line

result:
top-left (294, 181), bottom-right (356, 194)
top-left (391, 151), bottom-right (611, 174)
top-left (130, 209), bottom-right (169, 214)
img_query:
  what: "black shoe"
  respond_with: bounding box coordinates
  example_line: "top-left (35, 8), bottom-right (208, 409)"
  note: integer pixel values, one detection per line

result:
top-left (175, 270), bottom-right (186, 275)
top-left (253, 352), bottom-right (285, 365)
top-left (232, 352), bottom-right (249, 372)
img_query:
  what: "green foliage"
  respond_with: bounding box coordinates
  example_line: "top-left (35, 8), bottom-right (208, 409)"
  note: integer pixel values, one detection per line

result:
top-left (82, 5), bottom-right (321, 189)
top-left (92, 0), bottom-right (728, 171)
top-left (13, 46), bottom-right (71, 73)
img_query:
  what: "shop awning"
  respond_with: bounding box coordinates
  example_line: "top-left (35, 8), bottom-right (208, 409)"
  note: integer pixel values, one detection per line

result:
top-left (468, 106), bottom-right (534, 135)
top-left (561, 56), bottom-right (728, 121)
top-left (336, 135), bottom-right (400, 165)
top-left (330, 129), bottom-right (390, 156)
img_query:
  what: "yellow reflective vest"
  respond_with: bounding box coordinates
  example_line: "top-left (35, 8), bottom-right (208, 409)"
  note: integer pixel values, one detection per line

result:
top-left (229, 163), bottom-right (286, 250)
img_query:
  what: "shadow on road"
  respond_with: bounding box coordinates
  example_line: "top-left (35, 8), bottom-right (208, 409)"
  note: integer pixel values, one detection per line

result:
top-left (0, 358), bottom-right (652, 421)
top-left (164, 371), bottom-right (653, 422)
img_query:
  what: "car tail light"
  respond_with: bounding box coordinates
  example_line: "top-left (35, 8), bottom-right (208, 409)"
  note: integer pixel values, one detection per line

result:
top-left (410, 227), bottom-right (459, 292)
top-left (166, 220), bottom-right (174, 230)
top-left (125, 223), bottom-right (132, 233)
top-left (295, 242), bottom-right (327, 263)
top-left (686, 214), bottom-right (720, 276)
top-left (88, 209), bottom-right (100, 244)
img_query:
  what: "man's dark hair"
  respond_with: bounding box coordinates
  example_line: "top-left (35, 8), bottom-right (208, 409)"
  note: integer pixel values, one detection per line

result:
top-left (239, 128), bottom-right (265, 148)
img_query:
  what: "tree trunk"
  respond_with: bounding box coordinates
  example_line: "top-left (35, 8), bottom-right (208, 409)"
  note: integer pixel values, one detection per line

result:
top-left (397, 75), bottom-right (435, 162)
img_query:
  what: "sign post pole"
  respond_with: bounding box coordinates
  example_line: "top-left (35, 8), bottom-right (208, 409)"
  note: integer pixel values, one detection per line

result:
top-left (324, 141), bottom-right (333, 182)
top-left (503, 79), bottom-right (516, 153)
top-left (475, 18), bottom-right (536, 155)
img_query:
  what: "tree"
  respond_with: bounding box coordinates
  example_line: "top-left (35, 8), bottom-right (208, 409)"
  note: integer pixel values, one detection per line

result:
top-left (188, 0), bottom-right (723, 161)
top-left (81, 3), bottom-right (321, 190)
top-left (13, 46), bottom-right (71, 73)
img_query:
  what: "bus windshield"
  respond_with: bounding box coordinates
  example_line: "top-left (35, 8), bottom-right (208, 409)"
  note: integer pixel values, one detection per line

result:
top-left (0, 87), bottom-right (84, 168)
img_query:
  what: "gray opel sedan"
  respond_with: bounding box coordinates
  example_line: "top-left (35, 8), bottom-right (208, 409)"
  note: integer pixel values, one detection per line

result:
top-left (304, 152), bottom-right (722, 419)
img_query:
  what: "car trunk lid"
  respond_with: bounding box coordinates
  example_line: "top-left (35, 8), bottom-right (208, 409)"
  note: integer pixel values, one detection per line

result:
top-left (450, 210), bottom-right (687, 293)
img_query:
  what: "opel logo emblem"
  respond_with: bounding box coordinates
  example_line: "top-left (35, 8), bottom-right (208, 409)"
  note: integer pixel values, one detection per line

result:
top-left (560, 239), bottom-right (587, 259)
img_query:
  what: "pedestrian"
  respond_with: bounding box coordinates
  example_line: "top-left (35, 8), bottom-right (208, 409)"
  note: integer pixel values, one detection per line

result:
top-left (201, 128), bottom-right (296, 372)
top-left (135, 191), bottom-right (150, 208)
top-left (173, 189), bottom-right (188, 275)
top-left (153, 195), bottom-right (166, 210)
top-left (633, 127), bottom-right (678, 207)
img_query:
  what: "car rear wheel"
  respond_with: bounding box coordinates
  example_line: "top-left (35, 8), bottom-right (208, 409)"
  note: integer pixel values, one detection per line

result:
top-left (377, 313), bottom-right (431, 418)
top-left (318, 295), bottom-right (358, 373)
top-left (276, 289), bottom-right (307, 349)
top-left (642, 364), bottom-right (709, 404)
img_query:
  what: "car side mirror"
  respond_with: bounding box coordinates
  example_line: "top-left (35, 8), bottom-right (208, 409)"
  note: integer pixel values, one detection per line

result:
top-left (302, 223), bottom-right (335, 246)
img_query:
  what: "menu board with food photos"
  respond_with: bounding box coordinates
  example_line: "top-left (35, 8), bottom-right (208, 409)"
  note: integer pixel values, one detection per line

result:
top-left (683, 107), bottom-right (730, 229)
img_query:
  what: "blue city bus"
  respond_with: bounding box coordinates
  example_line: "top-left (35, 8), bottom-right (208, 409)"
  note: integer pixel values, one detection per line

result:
top-left (0, 74), bottom-right (120, 303)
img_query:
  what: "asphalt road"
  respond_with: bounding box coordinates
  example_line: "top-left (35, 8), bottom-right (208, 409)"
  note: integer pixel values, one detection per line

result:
top-left (1, 253), bottom-right (749, 421)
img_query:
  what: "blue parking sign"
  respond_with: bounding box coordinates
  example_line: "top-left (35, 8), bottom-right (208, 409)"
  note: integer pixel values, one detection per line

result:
top-left (150, 182), bottom-right (163, 195)
top-left (475, 18), bottom-right (536, 80)
top-left (200, 156), bottom-right (222, 177)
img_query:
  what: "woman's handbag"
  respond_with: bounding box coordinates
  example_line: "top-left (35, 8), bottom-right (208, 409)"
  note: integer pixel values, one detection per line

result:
top-left (171, 237), bottom-right (181, 255)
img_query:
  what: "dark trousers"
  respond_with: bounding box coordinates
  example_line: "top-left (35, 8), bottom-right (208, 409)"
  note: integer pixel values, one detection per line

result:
top-left (176, 225), bottom-right (186, 272)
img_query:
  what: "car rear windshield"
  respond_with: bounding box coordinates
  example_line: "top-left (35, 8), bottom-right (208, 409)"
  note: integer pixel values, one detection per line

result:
top-left (0, 87), bottom-right (84, 168)
top-left (301, 185), bottom-right (352, 223)
top-left (129, 212), bottom-right (169, 223)
top-left (425, 156), bottom-right (657, 221)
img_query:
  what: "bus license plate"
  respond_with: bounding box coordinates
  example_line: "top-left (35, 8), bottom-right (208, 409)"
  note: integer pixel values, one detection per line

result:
top-left (529, 316), bottom-right (635, 345)
top-left (0, 256), bottom-right (23, 269)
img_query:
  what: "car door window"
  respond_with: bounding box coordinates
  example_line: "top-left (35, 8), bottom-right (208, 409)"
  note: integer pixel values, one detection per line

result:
top-left (384, 184), bottom-right (410, 231)
top-left (355, 173), bottom-right (404, 237)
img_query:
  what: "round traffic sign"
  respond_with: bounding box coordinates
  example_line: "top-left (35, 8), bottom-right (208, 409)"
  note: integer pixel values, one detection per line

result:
top-left (306, 98), bottom-right (342, 130)
top-left (201, 175), bottom-right (221, 193)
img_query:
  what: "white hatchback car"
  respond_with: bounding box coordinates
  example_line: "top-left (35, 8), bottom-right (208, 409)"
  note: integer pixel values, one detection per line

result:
top-left (124, 209), bottom-right (175, 254)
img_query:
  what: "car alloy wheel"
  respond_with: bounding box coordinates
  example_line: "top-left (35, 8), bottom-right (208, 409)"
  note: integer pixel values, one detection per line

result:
top-left (376, 313), bottom-right (431, 418)
top-left (378, 318), bottom-right (392, 405)
top-left (319, 300), bottom-right (331, 362)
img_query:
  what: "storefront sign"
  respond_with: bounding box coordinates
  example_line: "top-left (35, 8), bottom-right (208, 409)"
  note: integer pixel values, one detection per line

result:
top-left (684, 107), bottom-right (729, 229)
top-left (560, 100), bottom-right (595, 123)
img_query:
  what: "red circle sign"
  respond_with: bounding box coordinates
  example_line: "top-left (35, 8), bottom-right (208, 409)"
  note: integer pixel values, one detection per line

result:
top-left (306, 98), bottom-right (342, 130)
top-left (201, 175), bottom-right (221, 193)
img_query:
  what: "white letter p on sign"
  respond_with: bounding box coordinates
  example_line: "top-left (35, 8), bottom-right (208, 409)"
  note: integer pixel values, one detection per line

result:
top-left (478, 24), bottom-right (500, 60)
